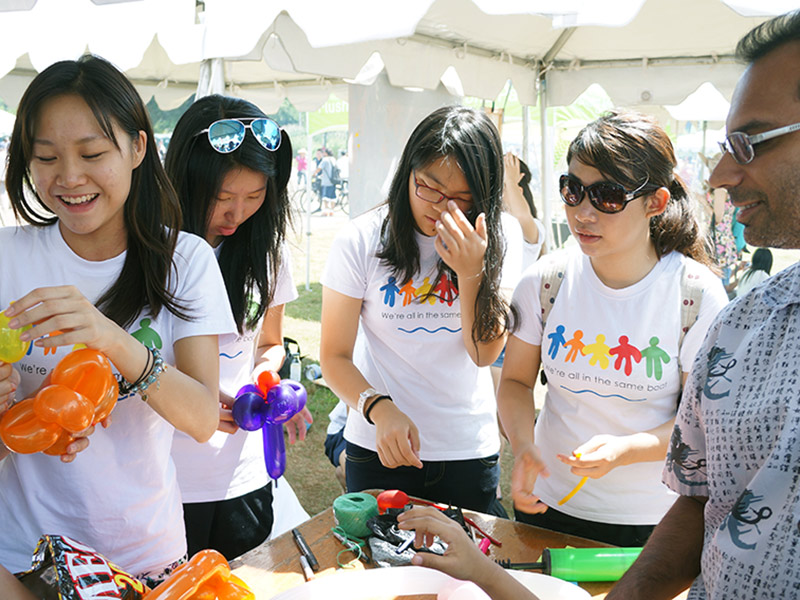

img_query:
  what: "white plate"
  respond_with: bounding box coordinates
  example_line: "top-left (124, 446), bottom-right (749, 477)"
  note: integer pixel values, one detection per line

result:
top-left (268, 565), bottom-right (591, 600)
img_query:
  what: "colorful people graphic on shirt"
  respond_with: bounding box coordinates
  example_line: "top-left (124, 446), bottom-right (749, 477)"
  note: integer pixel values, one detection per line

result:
top-left (131, 318), bottom-right (163, 350)
top-left (547, 325), bottom-right (567, 360)
top-left (610, 335), bottom-right (643, 376)
top-left (399, 280), bottom-right (417, 307)
top-left (433, 273), bottom-right (458, 306)
top-left (415, 277), bottom-right (437, 306)
top-left (563, 330), bottom-right (585, 363)
top-left (641, 336), bottom-right (670, 380)
top-left (380, 276), bottom-right (401, 307)
top-left (581, 334), bottom-right (611, 369)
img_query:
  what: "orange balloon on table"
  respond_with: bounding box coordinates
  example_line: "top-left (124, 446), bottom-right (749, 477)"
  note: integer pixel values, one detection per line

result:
top-left (0, 348), bottom-right (118, 455)
top-left (145, 549), bottom-right (254, 600)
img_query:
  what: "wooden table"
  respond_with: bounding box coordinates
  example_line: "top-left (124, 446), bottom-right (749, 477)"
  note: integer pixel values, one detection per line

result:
top-left (230, 497), bottom-right (621, 599)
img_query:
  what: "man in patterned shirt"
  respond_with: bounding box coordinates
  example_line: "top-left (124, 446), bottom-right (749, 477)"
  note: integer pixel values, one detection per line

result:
top-left (608, 10), bottom-right (800, 600)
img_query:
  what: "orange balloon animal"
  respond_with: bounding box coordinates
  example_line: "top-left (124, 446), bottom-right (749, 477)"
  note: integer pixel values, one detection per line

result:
top-left (145, 550), bottom-right (254, 600)
top-left (0, 348), bottom-right (117, 455)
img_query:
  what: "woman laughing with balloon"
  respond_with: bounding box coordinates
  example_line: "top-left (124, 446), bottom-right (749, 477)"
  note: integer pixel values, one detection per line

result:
top-left (0, 55), bottom-right (236, 584)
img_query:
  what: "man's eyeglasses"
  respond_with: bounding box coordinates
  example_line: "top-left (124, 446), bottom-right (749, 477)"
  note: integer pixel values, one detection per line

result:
top-left (197, 117), bottom-right (282, 154)
top-left (413, 172), bottom-right (472, 206)
top-left (559, 173), bottom-right (659, 214)
top-left (718, 122), bottom-right (800, 165)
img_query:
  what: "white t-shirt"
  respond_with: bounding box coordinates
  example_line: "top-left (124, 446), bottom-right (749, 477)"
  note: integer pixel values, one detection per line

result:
top-left (321, 207), bottom-right (500, 461)
top-left (500, 212), bottom-right (524, 293)
top-left (0, 224), bottom-right (236, 575)
top-left (522, 218), bottom-right (546, 271)
top-left (511, 248), bottom-right (728, 524)
top-left (172, 245), bottom-right (297, 503)
top-left (734, 269), bottom-right (769, 298)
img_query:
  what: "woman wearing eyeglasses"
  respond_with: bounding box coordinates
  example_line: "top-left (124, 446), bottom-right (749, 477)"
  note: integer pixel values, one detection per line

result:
top-left (319, 105), bottom-right (508, 515)
top-left (0, 56), bottom-right (236, 583)
top-left (165, 95), bottom-right (312, 560)
top-left (497, 110), bottom-right (729, 546)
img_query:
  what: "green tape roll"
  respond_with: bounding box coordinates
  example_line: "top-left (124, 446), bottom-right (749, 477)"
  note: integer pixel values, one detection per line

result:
top-left (333, 492), bottom-right (379, 538)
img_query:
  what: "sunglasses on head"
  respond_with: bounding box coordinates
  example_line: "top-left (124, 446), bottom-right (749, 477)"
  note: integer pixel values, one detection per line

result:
top-left (196, 117), bottom-right (282, 154)
top-left (718, 122), bottom-right (800, 165)
top-left (559, 173), bottom-right (659, 214)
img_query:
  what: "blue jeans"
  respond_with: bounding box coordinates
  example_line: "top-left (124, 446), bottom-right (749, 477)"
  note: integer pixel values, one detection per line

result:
top-left (345, 441), bottom-right (505, 516)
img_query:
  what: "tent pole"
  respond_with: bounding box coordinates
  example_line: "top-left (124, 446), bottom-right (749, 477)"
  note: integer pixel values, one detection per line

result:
top-left (522, 104), bottom-right (529, 166)
top-left (305, 110), bottom-right (312, 292)
top-left (538, 70), bottom-right (552, 252)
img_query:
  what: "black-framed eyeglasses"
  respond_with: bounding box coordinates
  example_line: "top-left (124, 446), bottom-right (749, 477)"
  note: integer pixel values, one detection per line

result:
top-left (718, 122), bottom-right (800, 165)
top-left (196, 117), bottom-right (282, 154)
top-left (559, 173), bottom-right (659, 214)
top-left (413, 172), bottom-right (472, 206)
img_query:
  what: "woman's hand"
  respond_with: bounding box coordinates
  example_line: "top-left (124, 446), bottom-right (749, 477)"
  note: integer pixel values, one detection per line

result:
top-left (434, 201), bottom-right (487, 281)
top-left (398, 507), bottom-right (540, 600)
top-left (557, 434), bottom-right (631, 478)
top-left (511, 443), bottom-right (550, 514)
top-left (371, 399), bottom-right (423, 469)
top-left (0, 362), bottom-right (20, 410)
top-left (217, 394), bottom-right (239, 435)
top-left (5, 286), bottom-right (127, 356)
top-left (284, 406), bottom-right (313, 445)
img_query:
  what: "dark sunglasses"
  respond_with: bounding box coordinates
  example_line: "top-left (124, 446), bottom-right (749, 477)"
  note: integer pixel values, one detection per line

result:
top-left (718, 122), bottom-right (800, 165)
top-left (559, 173), bottom-right (659, 214)
top-left (196, 117), bottom-right (282, 154)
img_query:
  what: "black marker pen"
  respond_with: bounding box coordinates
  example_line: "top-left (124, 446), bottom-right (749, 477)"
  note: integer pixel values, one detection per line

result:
top-left (292, 528), bottom-right (319, 572)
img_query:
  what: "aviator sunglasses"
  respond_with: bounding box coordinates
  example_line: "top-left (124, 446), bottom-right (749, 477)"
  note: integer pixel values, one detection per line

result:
top-left (559, 173), bottom-right (659, 214)
top-left (197, 117), bottom-right (282, 154)
top-left (718, 122), bottom-right (800, 165)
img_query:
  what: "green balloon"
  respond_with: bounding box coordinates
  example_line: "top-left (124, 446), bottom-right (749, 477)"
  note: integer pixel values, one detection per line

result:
top-left (0, 311), bottom-right (31, 363)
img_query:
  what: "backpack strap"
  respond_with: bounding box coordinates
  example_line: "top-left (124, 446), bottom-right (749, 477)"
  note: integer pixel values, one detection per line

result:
top-left (677, 260), bottom-right (705, 374)
top-left (537, 251), bottom-right (569, 385)
top-left (538, 251), bottom-right (570, 329)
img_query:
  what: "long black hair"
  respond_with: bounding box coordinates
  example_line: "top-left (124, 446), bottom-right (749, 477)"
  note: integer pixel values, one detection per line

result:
top-left (164, 94), bottom-right (292, 334)
top-left (377, 105), bottom-right (507, 344)
top-left (5, 54), bottom-right (188, 328)
top-left (567, 109), bottom-right (714, 267)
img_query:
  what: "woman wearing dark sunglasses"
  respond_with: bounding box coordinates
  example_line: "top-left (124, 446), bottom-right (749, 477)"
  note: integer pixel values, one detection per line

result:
top-left (0, 56), bottom-right (236, 583)
top-left (165, 95), bottom-right (312, 560)
top-left (497, 110), bottom-right (729, 546)
top-left (319, 105), bottom-right (509, 515)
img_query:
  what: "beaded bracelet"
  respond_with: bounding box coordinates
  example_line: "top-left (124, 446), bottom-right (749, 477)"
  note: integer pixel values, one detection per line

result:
top-left (118, 347), bottom-right (167, 401)
top-left (364, 395), bottom-right (392, 425)
top-left (117, 347), bottom-right (153, 396)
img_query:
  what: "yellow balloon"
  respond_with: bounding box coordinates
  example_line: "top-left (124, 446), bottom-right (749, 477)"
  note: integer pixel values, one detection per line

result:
top-left (0, 310), bottom-right (31, 363)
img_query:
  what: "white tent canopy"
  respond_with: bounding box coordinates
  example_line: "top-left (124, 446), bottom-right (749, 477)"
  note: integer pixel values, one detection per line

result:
top-left (0, 0), bottom-right (790, 112)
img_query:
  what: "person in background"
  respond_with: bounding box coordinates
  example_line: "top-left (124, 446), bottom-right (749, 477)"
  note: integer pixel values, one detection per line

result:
top-left (165, 94), bottom-right (312, 560)
top-left (295, 148), bottom-right (308, 186)
top-left (734, 247), bottom-right (772, 297)
top-left (0, 54), bottom-right (235, 585)
top-left (503, 152), bottom-right (546, 269)
top-left (498, 110), bottom-right (728, 547)
top-left (316, 148), bottom-right (337, 216)
top-left (320, 105), bottom-right (509, 515)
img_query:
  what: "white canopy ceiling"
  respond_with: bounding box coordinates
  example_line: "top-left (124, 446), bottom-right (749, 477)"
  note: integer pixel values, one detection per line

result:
top-left (0, 0), bottom-right (792, 112)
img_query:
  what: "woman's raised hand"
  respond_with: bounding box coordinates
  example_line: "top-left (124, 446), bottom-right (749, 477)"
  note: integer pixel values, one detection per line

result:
top-left (4, 286), bottom-right (126, 357)
top-left (434, 201), bottom-right (487, 281)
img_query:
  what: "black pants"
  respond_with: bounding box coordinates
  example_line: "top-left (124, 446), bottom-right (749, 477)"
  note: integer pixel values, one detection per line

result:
top-left (514, 505), bottom-right (655, 547)
top-left (345, 441), bottom-right (507, 517)
top-left (183, 483), bottom-right (274, 561)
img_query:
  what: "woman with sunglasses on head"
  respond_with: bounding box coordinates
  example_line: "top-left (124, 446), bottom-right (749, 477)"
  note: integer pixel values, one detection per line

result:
top-left (0, 56), bottom-right (236, 583)
top-left (320, 105), bottom-right (509, 515)
top-left (497, 110), bottom-right (729, 546)
top-left (165, 95), bottom-right (312, 560)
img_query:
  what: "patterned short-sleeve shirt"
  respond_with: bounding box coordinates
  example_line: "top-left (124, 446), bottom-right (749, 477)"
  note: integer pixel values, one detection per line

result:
top-left (664, 261), bottom-right (800, 599)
